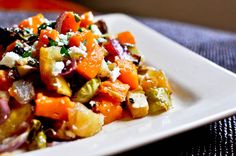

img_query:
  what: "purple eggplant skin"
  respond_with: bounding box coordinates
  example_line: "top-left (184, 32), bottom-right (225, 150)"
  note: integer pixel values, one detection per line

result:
top-left (0, 130), bottom-right (29, 153)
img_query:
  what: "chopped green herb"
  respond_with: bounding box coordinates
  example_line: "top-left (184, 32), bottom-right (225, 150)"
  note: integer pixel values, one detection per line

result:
top-left (78, 28), bottom-right (83, 32)
top-left (74, 13), bottom-right (80, 22)
top-left (38, 23), bottom-right (47, 33)
top-left (24, 28), bottom-right (32, 34)
top-left (83, 40), bottom-right (87, 45)
top-left (48, 38), bottom-right (58, 46)
top-left (60, 46), bottom-right (70, 57)
top-left (49, 21), bottom-right (56, 29)
top-left (88, 25), bottom-right (92, 30)
top-left (22, 51), bottom-right (32, 58)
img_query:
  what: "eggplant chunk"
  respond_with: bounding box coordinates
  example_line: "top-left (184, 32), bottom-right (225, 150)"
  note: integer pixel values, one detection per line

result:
top-left (126, 91), bottom-right (149, 118)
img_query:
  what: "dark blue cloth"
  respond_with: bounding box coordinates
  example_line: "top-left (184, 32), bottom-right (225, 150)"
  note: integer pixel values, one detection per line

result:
top-left (0, 12), bottom-right (235, 155)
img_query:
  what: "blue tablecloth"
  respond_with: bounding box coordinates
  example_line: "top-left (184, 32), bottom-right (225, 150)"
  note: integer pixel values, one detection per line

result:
top-left (1, 11), bottom-right (236, 155)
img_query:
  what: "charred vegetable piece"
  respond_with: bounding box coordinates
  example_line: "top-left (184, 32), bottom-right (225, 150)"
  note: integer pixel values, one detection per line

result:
top-left (35, 93), bottom-right (75, 120)
top-left (146, 88), bottom-right (171, 113)
top-left (0, 104), bottom-right (32, 142)
top-left (93, 97), bottom-right (122, 124)
top-left (68, 102), bottom-right (104, 137)
top-left (73, 78), bottom-right (101, 103)
top-left (98, 80), bottom-right (130, 102)
top-left (126, 91), bottom-right (149, 118)
top-left (0, 91), bottom-right (10, 124)
top-left (76, 45), bottom-right (105, 79)
top-left (40, 47), bottom-right (72, 96)
top-left (56, 11), bottom-right (81, 34)
top-left (18, 14), bottom-right (45, 35)
top-left (116, 59), bottom-right (139, 90)
top-left (8, 80), bottom-right (35, 105)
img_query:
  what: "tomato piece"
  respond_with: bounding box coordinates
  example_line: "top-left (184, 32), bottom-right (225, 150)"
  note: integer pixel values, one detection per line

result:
top-left (18, 14), bottom-right (45, 35)
top-left (76, 44), bottom-right (105, 79)
top-left (35, 93), bottom-right (74, 120)
top-left (80, 11), bottom-right (94, 28)
top-left (56, 11), bottom-right (81, 34)
top-left (116, 59), bottom-right (139, 90)
top-left (117, 31), bottom-right (136, 45)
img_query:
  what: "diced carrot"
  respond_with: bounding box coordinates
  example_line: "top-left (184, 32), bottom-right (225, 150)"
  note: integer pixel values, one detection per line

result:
top-left (37, 29), bottom-right (59, 48)
top-left (117, 31), bottom-right (135, 45)
top-left (116, 59), bottom-right (139, 90)
top-left (80, 11), bottom-right (94, 28)
top-left (69, 34), bottom-right (83, 47)
top-left (93, 97), bottom-right (123, 124)
top-left (76, 44), bottom-right (105, 79)
top-left (58, 12), bottom-right (81, 34)
top-left (35, 93), bottom-right (74, 120)
top-left (98, 80), bottom-right (130, 102)
top-left (0, 70), bottom-right (13, 91)
top-left (18, 14), bottom-right (45, 35)
top-left (6, 40), bottom-right (21, 52)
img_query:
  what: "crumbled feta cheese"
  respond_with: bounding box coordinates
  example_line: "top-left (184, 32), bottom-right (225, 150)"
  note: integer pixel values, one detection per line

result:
top-left (97, 37), bottom-right (107, 43)
top-left (68, 46), bottom-right (87, 58)
top-left (90, 25), bottom-right (102, 36)
top-left (79, 42), bottom-right (87, 52)
top-left (129, 93), bottom-right (148, 108)
top-left (46, 27), bottom-right (53, 31)
top-left (0, 52), bottom-right (21, 68)
top-left (110, 66), bottom-right (120, 82)
top-left (89, 100), bottom-right (96, 107)
top-left (28, 18), bottom-right (33, 26)
top-left (52, 61), bottom-right (65, 76)
top-left (58, 34), bottom-right (68, 46)
top-left (66, 60), bottom-right (71, 66)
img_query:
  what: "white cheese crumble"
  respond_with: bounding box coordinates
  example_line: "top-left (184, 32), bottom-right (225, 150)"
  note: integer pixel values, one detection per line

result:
top-left (66, 60), bottom-right (71, 66)
top-left (110, 66), bottom-right (120, 82)
top-left (129, 93), bottom-right (148, 108)
top-left (0, 52), bottom-right (21, 68)
top-left (79, 42), bottom-right (87, 52)
top-left (89, 100), bottom-right (96, 107)
top-left (52, 61), bottom-right (65, 76)
top-left (68, 46), bottom-right (87, 59)
top-left (28, 17), bottom-right (33, 26)
top-left (90, 25), bottom-right (102, 36)
top-left (58, 34), bottom-right (68, 46)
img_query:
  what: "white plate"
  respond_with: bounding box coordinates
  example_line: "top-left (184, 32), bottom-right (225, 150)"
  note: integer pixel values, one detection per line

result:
top-left (21, 14), bottom-right (236, 156)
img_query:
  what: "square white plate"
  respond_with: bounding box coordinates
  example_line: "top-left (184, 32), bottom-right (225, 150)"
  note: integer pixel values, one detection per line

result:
top-left (21, 14), bottom-right (236, 156)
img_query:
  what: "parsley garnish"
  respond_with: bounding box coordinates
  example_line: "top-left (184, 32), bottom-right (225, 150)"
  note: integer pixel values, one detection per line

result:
top-left (49, 22), bottom-right (56, 29)
top-left (83, 40), bottom-right (87, 45)
top-left (74, 13), bottom-right (80, 22)
top-left (22, 51), bottom-right (31, 58)
top-left (48, 38), bottom-right (58, 46)
top-left (78, 28), bottom-right (83, 32)
top-left (88, 25), bottom-right (92, 30)
top-left (60, 46), bottom-right (70, 57)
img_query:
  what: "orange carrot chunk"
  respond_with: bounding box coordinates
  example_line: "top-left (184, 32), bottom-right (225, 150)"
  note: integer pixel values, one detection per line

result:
top-left (117, 31), bottom-right (136, 45)
top-left (18, 14), bottom-right (45, 35)
top-left (37, 29), bottom-right (59, 48)
top-left (93, 97), bottom-right (123, 124)
top-left (116, 59), bottom-right (139, 90)
top-left (76, 44), bottom-right (105, 79)
top-left (35, 93), bottom-right (74, 120)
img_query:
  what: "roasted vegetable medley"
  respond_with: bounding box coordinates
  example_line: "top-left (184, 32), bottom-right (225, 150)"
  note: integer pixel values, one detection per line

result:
top-left (0, 11), bottom-right (172, 153)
